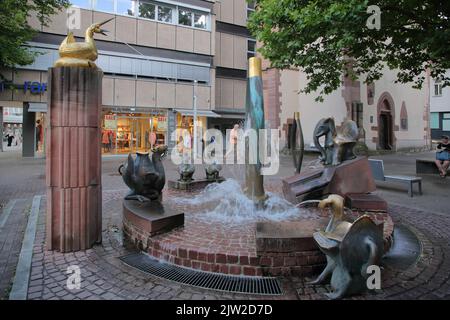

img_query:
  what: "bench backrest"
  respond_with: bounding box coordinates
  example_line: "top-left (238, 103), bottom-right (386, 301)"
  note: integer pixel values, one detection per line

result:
top-left (369, 159), bottom-right (386, 181)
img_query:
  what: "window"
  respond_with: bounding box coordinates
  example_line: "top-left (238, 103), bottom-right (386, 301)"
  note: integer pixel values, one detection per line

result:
top-left (139, 1), bottom-right (155, 19)
top-left (70, 0), bottom-right (91, 9)
top-left (247, 1), bottom-right (255, 19)
top-left (193, 12), bottom-right (207, 29)
top-left (430, 112), bottom-right (440, 129)
top-left (117, 0), bottom-right (136, 16)
top-left (157, 5), bottom-right (173, 23)
top-left (434, 83), bottom-right (443, 96)
top-left (247, 39), bottom-right (256, 59)
top-left (87, 1), bottom-right (210, 30)
top-left (178, 8), bottom-right (193, 26)
top-left (93, 0), bottom-right (115, 13)
top-left (443, 113), bottom-right (450, 131)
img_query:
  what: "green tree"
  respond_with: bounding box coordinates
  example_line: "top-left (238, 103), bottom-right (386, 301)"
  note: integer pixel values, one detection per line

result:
top-left (0, 0), bottom-right (69, 80)
top-left (247, 0), bottom-right (450, 100)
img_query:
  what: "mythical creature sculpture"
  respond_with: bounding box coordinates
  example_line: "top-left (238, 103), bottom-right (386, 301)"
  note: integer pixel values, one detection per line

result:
top-left (310, 194), bottom-right (384, 299)
top-left (54, 18), bottom-right (114, 68)
top-left (205, 162), bottom-right (223, 180)
top-left (118, 145), bottom-right (167, 202)
top-left (313, 118), bottom-right (359, 166)
top-left (178, 163), bottom-right (195, 182)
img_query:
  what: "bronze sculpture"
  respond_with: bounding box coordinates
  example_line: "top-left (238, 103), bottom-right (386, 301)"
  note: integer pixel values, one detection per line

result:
top-left (291, 112), bottom-right (304, 173)
top-left (178, 163), bottom-right (195, 182)
top-left (118, 145), bottom-right (167, 202)
top-left (310, 194), bottom-right (384, 299)
top-left (313, 118), bottom-right (359, 166)
top-left (54, 18), bottom-right (114, 68)
top-left (205, 162), bottom-right (223, 180)
top-left (244, 57), bottom-right (267, 205)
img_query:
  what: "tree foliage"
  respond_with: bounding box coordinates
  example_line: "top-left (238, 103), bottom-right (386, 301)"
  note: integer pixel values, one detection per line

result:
top-left (247, 0), bottom-right (450, 100)
top-left (0, 0), bottom-right (69, 80)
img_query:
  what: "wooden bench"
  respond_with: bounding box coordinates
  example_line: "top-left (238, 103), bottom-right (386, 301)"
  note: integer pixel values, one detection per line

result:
top-left (416, 159), bottom-right (450, 175)
top-left (369, 159), bottom-right (422, 197)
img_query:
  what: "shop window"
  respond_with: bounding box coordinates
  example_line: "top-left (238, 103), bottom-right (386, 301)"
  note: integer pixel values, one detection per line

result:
top-left (158, 5), bottom-right (173, 23)
top-left (443, 113), bottom-right (450, 131)
top-left (430, 112), bottom-right (440, 129)
top-left (138, 1), bottom-right (156, 19)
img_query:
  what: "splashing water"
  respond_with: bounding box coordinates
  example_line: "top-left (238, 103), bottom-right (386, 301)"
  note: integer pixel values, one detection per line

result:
top-left (172, 179), bottom-right (315, 224)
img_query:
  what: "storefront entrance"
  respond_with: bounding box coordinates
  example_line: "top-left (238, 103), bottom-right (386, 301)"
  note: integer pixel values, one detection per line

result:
top-left (102, 110), bottom-right (168, 155)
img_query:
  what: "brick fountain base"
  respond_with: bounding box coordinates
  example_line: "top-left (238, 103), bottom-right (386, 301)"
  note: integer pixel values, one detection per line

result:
top-left (122, 183), bottom-right (394, 277)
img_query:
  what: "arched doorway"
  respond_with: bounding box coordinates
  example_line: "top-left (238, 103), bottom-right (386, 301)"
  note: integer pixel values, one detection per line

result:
top-left (377, 93), bottom-right (395, 150)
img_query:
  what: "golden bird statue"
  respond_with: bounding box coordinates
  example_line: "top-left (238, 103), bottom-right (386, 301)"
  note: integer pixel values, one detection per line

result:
top-left (54, 18), bottom-right (114, 68)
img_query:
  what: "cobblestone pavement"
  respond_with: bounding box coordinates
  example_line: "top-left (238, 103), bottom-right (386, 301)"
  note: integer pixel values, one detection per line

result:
top-left (20, 190), bottom-right (449, 300)
top-left (1, 150), bottom-right (450, 300)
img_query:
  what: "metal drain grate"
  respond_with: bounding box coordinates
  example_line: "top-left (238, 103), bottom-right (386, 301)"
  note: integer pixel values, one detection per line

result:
top-left (119, 253), bottom-right (283, 295)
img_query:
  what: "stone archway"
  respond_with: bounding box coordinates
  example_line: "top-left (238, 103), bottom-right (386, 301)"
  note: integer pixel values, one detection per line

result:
top-left (376, 92), bottom-right (396, 150)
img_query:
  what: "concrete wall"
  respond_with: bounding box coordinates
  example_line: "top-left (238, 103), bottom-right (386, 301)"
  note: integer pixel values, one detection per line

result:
top-left (215, 78), bottom-right (246, 110)
top-left (30, 9), bottom-right (213, 56)
top-left (214, 32), bottom-right (247, 70)
top-left (214, 0), bottom-right (247, 26)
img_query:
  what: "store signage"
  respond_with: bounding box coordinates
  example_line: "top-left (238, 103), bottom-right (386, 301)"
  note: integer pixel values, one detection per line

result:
top-left (104, 114), bottom-right (117, 130)
top-left (23, 81), bottom-right (47, 94)
top-left (157, 116), bottom-right (167, 131)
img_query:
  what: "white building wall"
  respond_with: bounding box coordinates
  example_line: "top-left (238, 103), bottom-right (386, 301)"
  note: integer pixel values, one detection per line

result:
top-left (430, 70), bottom-right (450, 113)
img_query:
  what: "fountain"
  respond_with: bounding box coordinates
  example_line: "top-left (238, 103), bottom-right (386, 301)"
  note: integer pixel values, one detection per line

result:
top-left (119, 57), bottom-right (394, 298)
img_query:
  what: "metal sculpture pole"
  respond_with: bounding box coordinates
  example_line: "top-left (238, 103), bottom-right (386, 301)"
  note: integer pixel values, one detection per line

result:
top-left (244, 57), bottom-right (267, 205)
top-left (291, 112), bottom-right (304, 174)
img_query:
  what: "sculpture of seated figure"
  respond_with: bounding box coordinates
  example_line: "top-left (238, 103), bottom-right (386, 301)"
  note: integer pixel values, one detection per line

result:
top-left (310, 194), bottom-right (384, 299)
top-left (313, 118), bottom-right (359, 166)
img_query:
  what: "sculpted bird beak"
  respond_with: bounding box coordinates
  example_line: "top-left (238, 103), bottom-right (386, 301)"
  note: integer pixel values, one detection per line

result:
top-left (97, 17), bottom-right (114, 35)
top-left (98, 17), bottom-right (114, 26)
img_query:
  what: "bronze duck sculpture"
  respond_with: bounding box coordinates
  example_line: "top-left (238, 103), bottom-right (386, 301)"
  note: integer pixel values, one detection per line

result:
top-left (54, 18), bottom-right (114, 68)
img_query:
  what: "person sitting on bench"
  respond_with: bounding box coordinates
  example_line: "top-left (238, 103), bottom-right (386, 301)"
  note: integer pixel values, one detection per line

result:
top-left (435, 135), bottom-right (450, 178)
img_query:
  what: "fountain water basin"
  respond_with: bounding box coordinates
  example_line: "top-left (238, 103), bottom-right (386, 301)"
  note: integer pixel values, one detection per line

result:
top-left (125, 179), bottom-right (393, 277)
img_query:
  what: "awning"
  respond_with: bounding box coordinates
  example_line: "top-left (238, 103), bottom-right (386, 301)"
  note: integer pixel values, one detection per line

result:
top-left (213, 111), bottom-right (245, 119)
top-left (174, 109), bottom-right (221, 118)
top-left (28, 102), bottom-right (47, 113)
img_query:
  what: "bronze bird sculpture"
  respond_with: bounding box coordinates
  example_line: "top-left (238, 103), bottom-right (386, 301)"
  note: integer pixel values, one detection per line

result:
top-left (54, 18), bottom-right (114, 68)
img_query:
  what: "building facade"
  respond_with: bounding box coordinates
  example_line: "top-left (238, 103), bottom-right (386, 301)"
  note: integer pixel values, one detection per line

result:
top-left (430, 71), bottom-right (450, 139)
top-left (262, 64), bottom-right (432, 152)
top-left (0, 0), bottom-right (254, 157)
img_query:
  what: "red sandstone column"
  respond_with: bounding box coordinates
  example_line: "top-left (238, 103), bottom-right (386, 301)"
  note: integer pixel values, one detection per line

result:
top-left (46, 67), bottom-right (102, 252)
